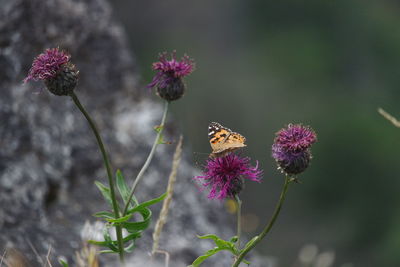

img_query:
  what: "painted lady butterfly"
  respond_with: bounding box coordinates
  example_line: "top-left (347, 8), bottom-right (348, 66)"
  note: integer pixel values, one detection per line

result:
top-left (208, 122), bottom-right (246, 158)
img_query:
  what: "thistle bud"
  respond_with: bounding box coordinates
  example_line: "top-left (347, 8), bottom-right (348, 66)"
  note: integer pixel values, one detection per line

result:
top-left (156, 77), bottom-right (186, 101)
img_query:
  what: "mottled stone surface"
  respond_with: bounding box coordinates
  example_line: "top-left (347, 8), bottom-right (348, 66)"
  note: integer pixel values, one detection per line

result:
top-left (0, 0), bottom-right (264, 266)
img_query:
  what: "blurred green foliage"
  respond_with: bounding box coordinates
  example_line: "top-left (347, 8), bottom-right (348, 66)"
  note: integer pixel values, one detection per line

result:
top-left (112, 0), bottom-right (400, 265)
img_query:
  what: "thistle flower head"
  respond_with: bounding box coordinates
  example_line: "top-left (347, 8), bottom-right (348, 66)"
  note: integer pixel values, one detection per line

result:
top-left (272, 124), bottom-right (317, 175)
top-left (147, 51), bottom-right (194, 101)
top-left (24, 48), bottom-right (78, 96)
top-left (195, 154), bottom-right (262, 200)
top-left (24, 48), bottom-right (70, 83)
top-left (274, 124), bottom-right (316, 152)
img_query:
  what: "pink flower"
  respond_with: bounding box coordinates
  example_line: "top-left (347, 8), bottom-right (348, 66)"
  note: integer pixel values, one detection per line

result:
top-left (272, 124), bottom-right (317, 175)
top-left (147, 51), bottom-right (194, 101)
top-left (24, 48), bottom-right (78, 96)
top-left (195, 154), bottom-right (262, 200)
top-left (24, 48), bottom-right (70, 83)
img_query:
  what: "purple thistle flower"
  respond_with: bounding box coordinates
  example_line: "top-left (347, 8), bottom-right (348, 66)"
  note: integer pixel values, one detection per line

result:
top-left (24, 48), bottom-right (70, 83)
top-left (24, 48), bottom-right (78, 96)
top-left (147, 51), bottom-right (195, 101)
top-left (195, 154), bottom-right (262, 200)
top-left (272, 124), bottom-right (317, 175)
top-left (274, 124), bottom-right (316, 152)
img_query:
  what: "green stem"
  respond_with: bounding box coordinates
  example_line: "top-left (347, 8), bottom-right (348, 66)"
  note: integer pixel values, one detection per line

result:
top-left (235, 195), bottom-right (242, 249)
top-left (70, 92), bottom-right (124, 262)
top-left (122, 101), bottom-right (169, 215)
top-left (232, 175), bottom-right (291, 267)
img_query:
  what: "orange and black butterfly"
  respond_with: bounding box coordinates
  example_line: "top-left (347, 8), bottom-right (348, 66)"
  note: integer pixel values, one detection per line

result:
top-left (208, 122), bottom-right (246, 158)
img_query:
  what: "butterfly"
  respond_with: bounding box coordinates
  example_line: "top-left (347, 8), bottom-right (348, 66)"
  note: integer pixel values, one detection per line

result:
top-left (208, 122), bottom-right (246, 158)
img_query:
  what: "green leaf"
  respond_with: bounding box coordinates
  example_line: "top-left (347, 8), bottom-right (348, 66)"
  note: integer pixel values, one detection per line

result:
top-left (116, 170), bottom-right (130, 203)
top-left (115, 170), bottom-right (140, 209)
top-left (94, 181), bottom-right (113, 207)
top-left (58, 258), bottom-right (69, 267)
top-left (93, 211), bottom-right (115, 219)
top-left (154, 125), bottom-right (170, 144)
top-left (122, 208), bottom-right (151, 233)
top-left (189, 247), bottom-right (229, 267)
top-left (197, 234), bottom-right (238, 254)
top-left (88, 231), bottom-right (119, 252)
top-left (88, 239), bottom-right (111, 246)
top-left (123, 232), bottom-right (142, 242)
top-left (106, 213), bottom-right (133, 223)
top-left (230, 236), bottom-right (238, 243)
top-left (98, 250), bottom-right (115, 254)
top-left (115, 170), bottom-right (140, 208)
top-left (130, 194), bottom-right (139, 207)
top-left (126, 192), bottom-right (167, 214)
top-left (92, 193), bottom-right (166, 255)
top-left (123, 241), bottom-right (136, 253)
top-left (102, 224), bottom-right (119, 252)
top-left (242, 235), bottom-right (259, 251)
top-left (242, 259), bottom-right (251, 265)
top-left (154, 125), bottom-right (164, 133)
top-left (157, 134), bottom-right (165, 144)
top-left (190, 234), bottom-right (241, 266)
top-left (197, 234), bottom-right (222, 241)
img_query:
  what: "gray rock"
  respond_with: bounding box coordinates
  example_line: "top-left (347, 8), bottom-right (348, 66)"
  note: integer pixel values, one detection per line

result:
top-left (0, 0), bottom-right (265, 266)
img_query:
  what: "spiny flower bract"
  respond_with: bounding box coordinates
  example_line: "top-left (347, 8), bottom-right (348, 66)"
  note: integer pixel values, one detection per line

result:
top-left (195, 154), bottom-right (262, 200)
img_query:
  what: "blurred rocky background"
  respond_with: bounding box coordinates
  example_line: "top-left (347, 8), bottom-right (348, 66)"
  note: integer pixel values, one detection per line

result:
top-left (2, 0), bottom-right (400, 267)
top-left (0, 0), bottom-right (260, 266)
top-left (110, 0), bottom-right (400, 267)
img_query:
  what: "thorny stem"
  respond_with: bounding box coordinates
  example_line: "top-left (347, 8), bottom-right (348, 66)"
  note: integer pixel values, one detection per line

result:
top-left (123, 101), bottom-right (169, 215)
top-left (70, 92), bottom-right (125, 262)
top-left (232, 175), bottom-right (291, 267)
top-left (235, 195), bottom-right (242, 249)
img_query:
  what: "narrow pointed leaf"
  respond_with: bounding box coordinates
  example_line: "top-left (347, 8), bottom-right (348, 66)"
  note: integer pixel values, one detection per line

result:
top-left (93, 211), bottom-right (115, 219)
top-left (197, 234), bottom-right (237, 253)
top-left (126, 192), bottom-right (167, 214)
top-left (123, 232), bottom-right (142, 242)
top-left (242, 235), bottom-right (259, 251)
top-left (98, 250), bottom-right (116, 254)
top-left (102, 225), bottom-right (119, 252)
top-left (230, 236), bottom-right (238, 243)
top-left (94, 181), bottom-right (113, 207)
top-left (106, 213), bottom-right (133, 223)
top-left (242, 259), bottom-right (251, 265)
top-left (116, 170), bottom-right (132, 206)
top-left (122, 208), bottom-right (151, 233)
top-left (154, 125), bottom-right (164, 133)
top-left (189, 247), bottom-right (229, 267)
top-left (123, 241), bottom-right (136, 253)
top-left (58, 259), bottom-right (69, 267)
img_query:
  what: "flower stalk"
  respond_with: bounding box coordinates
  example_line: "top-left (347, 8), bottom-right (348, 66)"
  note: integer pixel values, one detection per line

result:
top-left (232, 175), bottom-right (292, 267)
top-left (70, 92), bottom-right (124, 262)
top-left (122, 101), bottom-right (169, 216)
top-left (234, 194), bottom-right (242, 249)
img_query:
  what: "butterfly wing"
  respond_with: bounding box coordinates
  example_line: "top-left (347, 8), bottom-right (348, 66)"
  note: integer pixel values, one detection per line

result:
top-left (208, 122), bottom-right (246, 156)
top-left (225, 131), bottom-right (246, 149)
top-left (209, 122), bottom-right (231, 153)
